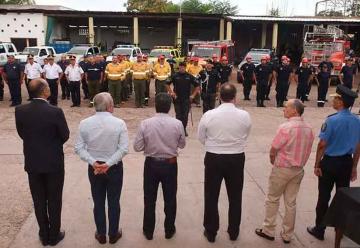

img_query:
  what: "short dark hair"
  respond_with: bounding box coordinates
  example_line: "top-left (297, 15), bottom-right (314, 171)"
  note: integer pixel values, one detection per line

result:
top-left (155, 93), bottom-right (172, 113)
top-left (29, 78), bottom-right (48, 98)
top-left (220, 83), bottom-right (237, 102)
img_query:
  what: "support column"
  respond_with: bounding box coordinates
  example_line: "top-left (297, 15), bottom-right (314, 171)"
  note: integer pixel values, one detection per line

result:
top-left (133, 17), bottom-right (139, 46)
top-left (226, 21), bottom-right (232, 40)
top-left (219, 19), bottom-right (225, 40)
top-left (88, 16), bottom-right (95, 45)
top-left (272, 23), bottom-right (278, 52)
top-left (176, 18), bottom-right (182, 50)
top-left (261, 23), bottom-right (267, 48)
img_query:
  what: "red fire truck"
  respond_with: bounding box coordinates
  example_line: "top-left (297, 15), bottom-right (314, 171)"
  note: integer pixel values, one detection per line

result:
top-left (189, 40), bottom-right (235, 66)
top-left (303, 25), bottom-right (351, 76)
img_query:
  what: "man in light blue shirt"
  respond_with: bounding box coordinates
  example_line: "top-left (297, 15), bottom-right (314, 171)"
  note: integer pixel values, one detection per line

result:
top-left (75, 92), bottom-right (128, 245)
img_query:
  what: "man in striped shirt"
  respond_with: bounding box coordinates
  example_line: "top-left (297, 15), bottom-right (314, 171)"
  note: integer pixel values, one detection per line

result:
top-left (255, 99), bottom-right (314, 244)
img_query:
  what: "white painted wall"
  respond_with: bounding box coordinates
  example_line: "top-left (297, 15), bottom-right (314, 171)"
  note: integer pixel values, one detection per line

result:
top-left (0, 13), bottom-right (46, 45)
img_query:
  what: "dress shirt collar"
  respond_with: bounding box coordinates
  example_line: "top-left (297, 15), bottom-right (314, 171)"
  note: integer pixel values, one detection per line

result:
top-left (288, 116), bottom-right (303, 122)
top-left (155, 113), bottom-right (170, 117)
top-left (95, 111), bottom-right (113, 117)
top-left (218, 102), bottom-right (236, 109)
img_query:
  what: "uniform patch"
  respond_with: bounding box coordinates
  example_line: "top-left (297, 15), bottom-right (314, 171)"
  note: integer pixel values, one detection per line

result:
top-left (321, 123), bottom-right (327, 132)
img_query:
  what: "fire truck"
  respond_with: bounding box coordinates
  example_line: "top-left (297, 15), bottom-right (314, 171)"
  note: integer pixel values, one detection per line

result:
top-left (189, 40), bottom-right (235, 66)
top-left (303, 25), bottom-right (351, 76)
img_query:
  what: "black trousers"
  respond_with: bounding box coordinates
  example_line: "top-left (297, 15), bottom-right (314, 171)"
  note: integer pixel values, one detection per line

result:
top-left (265, 80), bottom-right (273, 98)
top-left (27, 170), bottom-right (64, 241)
top-left (204, 152), bottom-right (245, 237)
top-left (26, 79), bottom-right (33, 100)
top-left (174, 98), bottom-right (190, 130)
top-left (81, 78), bottom-right (89, 98)
top-left (46, 78), bottom-right (58, 106)
top-left (296, 83), bottom-right (308, 102)
top-left (306, 80), bottom-right (313, 97)
top-left (60, 76), bottom-right (70, 98)
top-left (143, 157), bottom-right (177, 235)
top-left (145, 79), bottom-right (150, 99)
top-left (0, 79), bottom-right (4, 99)
top-left (243, 78), bottom-right (252, 99)
top-left (69, 81), bottom-right (81, 106)
top-left (276, 81), bottom-right (288, 106)
top-left (315, 155), bottom-right (353, 231)
top-left (88, 162), bottom-right (123, 236)
top-left (101, 79), bottom-right (109, 93)
top-left (317, 83), bottom-right (329, 107)
top-left (256, 81), bottom-right (267, 103)
top-left (201, 93), bottom-right (216, 114)
top-left (8, 79), bottom-right (22, 105)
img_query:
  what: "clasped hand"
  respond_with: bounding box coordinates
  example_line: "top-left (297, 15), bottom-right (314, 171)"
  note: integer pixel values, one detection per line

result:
top-left (92, 162), bottom-right (110, 175)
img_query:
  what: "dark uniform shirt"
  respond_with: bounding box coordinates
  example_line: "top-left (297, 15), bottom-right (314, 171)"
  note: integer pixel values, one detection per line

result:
top-left (199, 69), bottom-right (220, 94)
top-left (218, 64), bottom-right (232, 84)
top-left (86, 63), bottom-right (103, 81)
top-left (341, 65), bottom-right (356, 87)
top-left (213, 62), bottom-right (221, 72)
top-left (320, 109), bottom-right (360, 156)
top-left (296, 66), bottom-right (313, 84)
top-left (57, 60), bottom-right (69, 72)
top-left (317, 71), bottom-right (331, 85)
top-left (169, 72), bottom-right (199, 99)
top-left (255, 64), bottom-right (272, 83)
top-left (240, 62), bottom-right (256, 80)
top-left (318, 61), bottom-right (334, 71)
top-left (275, 64), bottom-right (292, 82)
top-left (79, 61), bottom-right (88, 71)
top-left (3, 62), bottom-right (22, 80)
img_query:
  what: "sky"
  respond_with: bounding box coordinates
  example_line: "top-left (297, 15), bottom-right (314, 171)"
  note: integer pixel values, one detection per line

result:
top-left (35, 0), bottom-right (320, 16)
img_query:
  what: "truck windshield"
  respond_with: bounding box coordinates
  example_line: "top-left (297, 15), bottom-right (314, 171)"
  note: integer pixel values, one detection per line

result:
top-left (192, 47), bottom-right (221, 58)
top-left (149, 50), bottom-right (171, 58)
top-left (22, 48), bottom-right (39, 55)
top-left (112, 48), bottom-right (132, 56)
top-left (67, 47), bottom-right (88, 55)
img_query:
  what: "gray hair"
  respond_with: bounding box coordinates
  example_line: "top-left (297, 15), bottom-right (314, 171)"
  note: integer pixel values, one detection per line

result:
top-left (291, 99), bottom-right (305, 116)
top-left (93, 92), bottom-right (113, 112)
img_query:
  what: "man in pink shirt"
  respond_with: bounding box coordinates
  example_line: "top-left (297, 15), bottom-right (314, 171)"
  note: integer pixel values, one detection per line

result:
top-left (255, 99), bottom-right (314, 244)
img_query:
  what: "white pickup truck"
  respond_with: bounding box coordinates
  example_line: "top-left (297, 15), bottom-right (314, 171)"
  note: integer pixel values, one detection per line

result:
top-left (0, 42), bottom-right (18, 66)
top-left (15, 46), bottom-right (61, 65)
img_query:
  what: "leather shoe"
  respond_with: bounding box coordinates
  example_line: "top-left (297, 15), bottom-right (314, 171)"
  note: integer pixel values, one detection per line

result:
top-left (109, 230), bottom-right (122, 244)
top-left (203, 230), bottom-right (215, 243)
top-left (39, 235), bottom-right (48, 246)
top-left (165, 229), bottom-right (176, 239)
top-left (228, 231), bottom-right (239, 241)
top-left (48, 231), bottom-right (65, 246)
top-left (95, 232), bottom-right (106, 244)
top-left (307, 226), bottom-right (324, 240)
top-left (143, 231), bottom-right (153, 240)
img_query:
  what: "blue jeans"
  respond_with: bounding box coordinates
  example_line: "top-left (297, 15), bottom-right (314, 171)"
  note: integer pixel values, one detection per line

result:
top-left (88, 162), bottom-right (123, 236)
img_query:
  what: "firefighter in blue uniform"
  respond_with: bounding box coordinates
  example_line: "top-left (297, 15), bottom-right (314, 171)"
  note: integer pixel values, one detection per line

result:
top-left (3, 55), bottom-right (24, 106)
top-left (307, 85), bottom-right (360, 241)
top-left (315, 64), bottom-right (331, 107)
top-left (295, 58), bottom-right (314, 102)
top-left (255, 56), bottom-right (272, 107)
top-left (273, 55), bottom-right (293, 107)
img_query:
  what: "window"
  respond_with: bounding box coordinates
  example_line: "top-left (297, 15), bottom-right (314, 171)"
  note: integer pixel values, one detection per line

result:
top-left (7, 24), bottom-right (10, 27)
top-left (136, 48), bottom-right (141, 55)
top-left (35, 24), bottom-right (38, 27)
top-left (39, 49), bottom-right (47, 57)
top-left (1, 30), bottom-right (3, 32)
top-left (93, 47), bottom-right (99, 54)
top-left (7, 45), bottom-right (15, 53)
top-left (13, 18), bottom-right (16, 21)
top-left (0, 45), bottom-right (6, 53)
top-left (171, 51), bottom-right (175, 57)
top-left (87, 48), bottom-right (93, 55)
top-left (27, 18), bottom-right (30, 21)
top-left (28, 30), bottom-right (31, 33)
top-left (132, 49), bottom-right (136, 57)
top-left (47, 48), bottom-right (54, 56)
top-left (175, 50), bottom-right (179, 58)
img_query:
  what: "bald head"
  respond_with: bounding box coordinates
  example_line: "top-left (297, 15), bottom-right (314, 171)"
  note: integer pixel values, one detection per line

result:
top-left (29, 78), bottom-right (50, 99)
top-left (220, 83), bottom-right (237, 103)
top-left (284, 99), bottom-right (305, 118)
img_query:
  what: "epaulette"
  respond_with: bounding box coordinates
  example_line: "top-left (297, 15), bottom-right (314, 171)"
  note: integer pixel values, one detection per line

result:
top-left (327, 113), bottom-right (337, 118)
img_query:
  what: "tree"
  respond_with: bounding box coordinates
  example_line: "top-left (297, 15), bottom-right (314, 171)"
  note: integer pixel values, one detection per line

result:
top-left (269, 7), bottom-right (280, 16)
top-left (180, 0), bottom-right (212, 14)
top-left (209, 0), bottom-right (238, 15)
top-left (0, 0), bottom-right (34, 3)
top-left (126, 0), bottom-right (170, 12)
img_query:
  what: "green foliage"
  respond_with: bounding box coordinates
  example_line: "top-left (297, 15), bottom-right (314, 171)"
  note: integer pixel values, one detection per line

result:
top-left (0, 0), bottom-right (34, 4)
top-left (126, 0), bottom-right (170, 12)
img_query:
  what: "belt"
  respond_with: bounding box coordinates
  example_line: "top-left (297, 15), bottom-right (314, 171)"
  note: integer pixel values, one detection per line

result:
top-left (147, 157), bottom-right (177, 164)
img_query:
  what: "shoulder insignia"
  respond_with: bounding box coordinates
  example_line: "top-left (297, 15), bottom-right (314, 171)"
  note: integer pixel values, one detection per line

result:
top-left (327, 113), bottom-right (337, 118)
top-left (321, 123), bottom-right (327, 132)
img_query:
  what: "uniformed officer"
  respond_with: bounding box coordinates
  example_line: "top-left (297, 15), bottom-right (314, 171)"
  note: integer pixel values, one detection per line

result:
top-left (79, 55), bottom-right (90, 99)
top-left (24, 54), bottom-right (43, 100)
top-left (218, 56), bottom-right (232, 85)
top-left (64, 55), bottom-right (84, 107)
top-left (315, 64), bottom-right (331, 107)
top-left (274, 55), bottom-right (293, 107)
top-left (3, 55), bottom-right (24, 106)
top-left (211, 54), bottom-right (221, 71)
top-left (295, 58), bottom-right (314, 102)
top-left (0, 71), bottom-right (3, 101)
top-left (255, 56), bottom-right (272, 107)
top-left (57, 55), bottom-right (70, 100)
top-left (186, 57), bottom-right (202, 107)
top-left (340, 58), bottom-right (356, 89)
top-left (265, 54), bottom-right (275, 100)
top-left (199, 60), bottom-right (221, 113)
top-left (85, 55), bottom-right (103, 107)
top-left (95, 55), bottom-right (108, 92)
top-left (143, 54), bottom-right (152, 106)
top-left (318, 58), bottom-right (334, 73)
top-left (153, 55), bottom-right (171, 95)
top-left (305, 64), bottom-right (317, 101)
top-left (122, 54), bottom-right (132, 100)
top-left (131, 54), bottom-right (150, 108)
top-left (307, 85), bottom-right (360, 241)
top-left (167, 62), bottom-right (200, 136)
top-left (105, 55), bottom-right (126, 108)
top-left (43, 55), bottom-right (63, 106)
top-left (239, 55), bottom-right (256, 100)
top-left (167, 55), bottom-right (177, 76)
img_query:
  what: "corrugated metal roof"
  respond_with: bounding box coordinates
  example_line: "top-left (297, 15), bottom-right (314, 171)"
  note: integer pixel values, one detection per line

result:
top-left (229, 15), bottom-right (360, 23)
top-left (0, 4), bottom-right (73, 11)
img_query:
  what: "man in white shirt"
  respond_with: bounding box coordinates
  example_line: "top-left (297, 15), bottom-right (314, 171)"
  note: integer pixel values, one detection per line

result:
top-left (43, 55), bottom-right (63, 106)
top-left (198, 83), bottom-right (252, 243)
top-left (64, 55), bottom-right (84, 107)
top-left (75, 92), bottom-right (128, 244)
top-left (24, 54), bottom-right (43, 100)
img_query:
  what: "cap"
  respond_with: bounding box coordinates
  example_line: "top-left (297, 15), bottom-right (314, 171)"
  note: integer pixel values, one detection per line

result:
top-left (261, 55), bottom-right (267, 61)
top-left (27, 54), bottom-right (34, 59)
top-left (265, 54), bottom-right (271, 59)
top-left (212, 54), bottom-right (218, 58)
top-left (159, 55), bottom-right (165, 59)
top-left (221, 56), bottom-right (228, 61)
top-left (302, 58), bottom-right (309, 63)
top-left (69, 55), bottom-right (76, 60)
top-left (330, 84), bottom-right (358, 105)
top-left (206, 59), bottom-right (214, 64)
top-left (281, 55), bottom-right (287, 61)
top-left (193, 57), bottom-right (199, 62)
top-left (245, 55), bottom-right (252, 60)
top-left (143, 54), bottom-right (148, 58)
top-left (137, 54), bottom-right (143, 58)
top-left (47, 55), bottom-right (54, 59)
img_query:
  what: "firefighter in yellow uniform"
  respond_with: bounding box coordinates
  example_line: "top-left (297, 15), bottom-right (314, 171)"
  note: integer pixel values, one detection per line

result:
top-left (187, 57), bottom-right (203, 107)
top-left (143, 54), bottom-right (152, 106)
top-left (131, 55), bottom-right (150, 108)
top-left (153, 55), bottom-right (171, 95)
top-left (105, 56), bottom-right (126, 108)
top-left (118, 55), bottom-right (131, 101)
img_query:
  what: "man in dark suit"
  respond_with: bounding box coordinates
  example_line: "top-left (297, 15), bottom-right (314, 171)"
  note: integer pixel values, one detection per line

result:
top-left (15, 78), bottom-right (70, 246)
